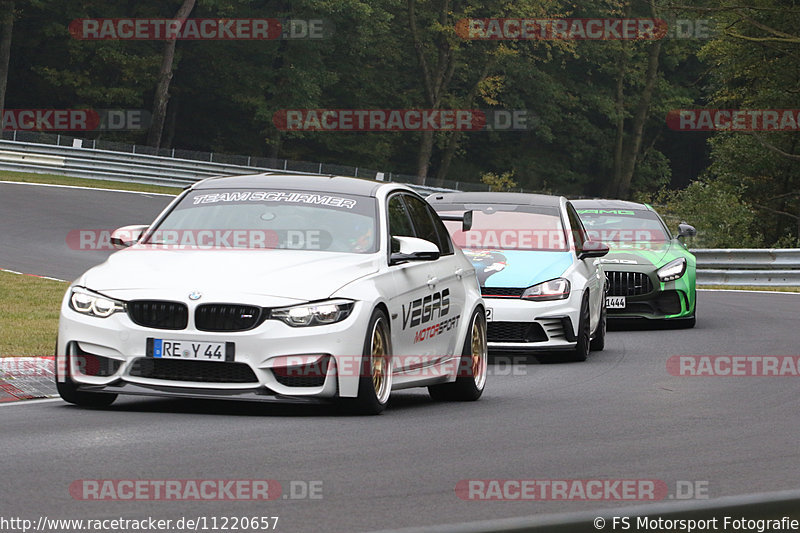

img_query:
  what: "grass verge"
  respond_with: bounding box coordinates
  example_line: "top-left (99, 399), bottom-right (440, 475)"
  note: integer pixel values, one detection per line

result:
top-left (0, 271), bottom-right (66, 357)
top-left (699, 285), bottom-right (800, 292)
top-left (0, 170), bottom-right (181, 195)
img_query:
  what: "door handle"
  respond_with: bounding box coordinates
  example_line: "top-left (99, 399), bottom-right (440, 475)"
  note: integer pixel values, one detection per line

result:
top-left (454, 268), bottom-right (465, 279)
top-left (427, 276), bottom-right (439, 289)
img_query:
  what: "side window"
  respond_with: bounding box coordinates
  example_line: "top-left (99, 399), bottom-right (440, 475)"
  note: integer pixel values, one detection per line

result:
top-left (388, 194), bottom-right (415, 253)
top-left (566, 204), bottom-right (586, 253)
top-left (427, 204), bottom-right (454, 255)
top-left (404, 195), bottom-right (448, 253)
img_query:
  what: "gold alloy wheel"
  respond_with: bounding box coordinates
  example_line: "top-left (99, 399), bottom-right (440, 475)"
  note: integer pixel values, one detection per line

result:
top-left (470, 314), bottom-right (488, 390)
top-left (370, 318), bottom-right (392, 404)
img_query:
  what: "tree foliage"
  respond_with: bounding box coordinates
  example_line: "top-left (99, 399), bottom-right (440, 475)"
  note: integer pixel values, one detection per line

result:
top-left (2, 0), bottom-right (799, 245)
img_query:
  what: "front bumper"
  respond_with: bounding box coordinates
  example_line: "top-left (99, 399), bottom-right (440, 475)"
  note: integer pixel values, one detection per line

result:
top-left (57, 293), bottom-right (374, 401)
top-left (604, 268), bottom-right (695, 320)
top-left (483, 294), bottom-right (581, 352)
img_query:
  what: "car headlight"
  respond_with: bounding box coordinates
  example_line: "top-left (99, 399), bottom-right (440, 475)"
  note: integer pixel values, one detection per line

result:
top-left (657, 258), bottom-right (687, 282)
top-left (270, 299), bottom-right (355, 327)
top-left (69, 287), bottom-right (125, 318)
top-left (521, 278), bottom-right (570, 301)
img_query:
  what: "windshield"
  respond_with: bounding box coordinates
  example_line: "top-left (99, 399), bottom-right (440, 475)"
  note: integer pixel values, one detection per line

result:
top-left (437, 204), bottom-right (567, 251)
top-left (145, 188), bottom-right (377, 253)
top-left (576, 208), bottom-right (670, 242)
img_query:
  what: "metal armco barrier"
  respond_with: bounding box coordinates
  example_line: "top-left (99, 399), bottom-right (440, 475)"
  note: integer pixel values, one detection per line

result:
top-left (0, 137), bottom-right (458, 193)
top-left (691, 249), bottom-right (800, 287)
top-left (1, 139), bottom-right (799, 286)
top-left (370, 488), bottom-right (800, 533)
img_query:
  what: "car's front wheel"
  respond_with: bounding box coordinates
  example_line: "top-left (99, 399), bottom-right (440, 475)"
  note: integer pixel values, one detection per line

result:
top-left (429, 308), bottom-right (488, 402)
top-left (344, 309), bottom-right (393, 415)
top-left (55, 343), bottom-right (117, 408)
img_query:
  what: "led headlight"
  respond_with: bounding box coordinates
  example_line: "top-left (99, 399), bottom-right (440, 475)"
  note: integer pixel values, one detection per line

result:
top-left (69, 287), bottom-right (125, 318)
top-left (270, 299), bottom-right (355, 327)
top-left (521, 278), bottom-right (570, 301)
top-left (657, 258), bottom-right (687, 282)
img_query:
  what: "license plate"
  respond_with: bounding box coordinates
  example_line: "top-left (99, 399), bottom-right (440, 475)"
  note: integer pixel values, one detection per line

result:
top-left (486, 308), bottom-right (493, 322)
top-left (146, 338), bottom-right (235, 362)
top-left (606, 296), bottom-right (626, 309)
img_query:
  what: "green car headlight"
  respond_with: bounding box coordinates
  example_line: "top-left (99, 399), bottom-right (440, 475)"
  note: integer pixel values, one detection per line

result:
top-left (270, 299), bottom-right (355, 327)
top-left (69, 287), bottom-right (125, 318)
top-left (657, 258), bottom-right (687, 282)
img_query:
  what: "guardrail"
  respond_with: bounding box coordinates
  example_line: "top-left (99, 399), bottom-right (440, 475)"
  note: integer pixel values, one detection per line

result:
top-left (0, 131), bottom-right (489, 192)
top-left (370, 488), bottom-right (800, 533)
top-left (1, 137), bottom-right (799, 287)
top-left (692, 249), bottom-right (800, 287)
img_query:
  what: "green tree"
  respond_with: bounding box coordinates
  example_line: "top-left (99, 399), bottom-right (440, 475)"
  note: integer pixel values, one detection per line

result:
top-left (697, 1), bottom-right (800, 245)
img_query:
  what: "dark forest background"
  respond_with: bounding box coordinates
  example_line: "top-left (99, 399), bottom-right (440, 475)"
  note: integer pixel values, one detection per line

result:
top-left (1, 0), bottom-right (799, 247)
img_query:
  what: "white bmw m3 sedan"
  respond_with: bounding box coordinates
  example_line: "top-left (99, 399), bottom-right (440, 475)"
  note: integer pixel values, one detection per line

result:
top-left (56, 173), bottom-right (487, 414)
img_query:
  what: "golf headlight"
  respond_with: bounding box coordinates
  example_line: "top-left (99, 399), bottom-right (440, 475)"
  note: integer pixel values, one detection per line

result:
top-left (69, 287), bottom-right (125, 318)
top-left (271, 299), bottom-right (354, 327)
top-left (521, 278), bottom-right (570, 301)
top-left (657, 258), bottom-right (687, 282)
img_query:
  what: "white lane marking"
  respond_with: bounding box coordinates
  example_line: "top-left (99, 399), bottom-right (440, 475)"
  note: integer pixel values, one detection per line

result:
top-left (0, 180), bottom-right (178, 197)
top-left (698, 289), bottom-right (800, 295)
top-left (0, 267), bottom-right (67, 283)
top-left (0, 397), bottom-right (61, 407)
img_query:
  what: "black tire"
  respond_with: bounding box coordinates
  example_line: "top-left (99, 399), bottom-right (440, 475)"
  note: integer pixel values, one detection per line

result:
top-left (342, 309), bottom-right (392, 415)
top-left (566, 294), bottom-right (590, 362)
top-left (55, 343), bottom-right (117, 408)
top-left (429, 308), bottom-right (488, 402)
top-left (590, 296), bottom-right (606, 351)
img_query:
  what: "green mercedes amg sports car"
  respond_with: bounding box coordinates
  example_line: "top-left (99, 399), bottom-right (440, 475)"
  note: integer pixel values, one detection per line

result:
top-left (572, 199), bottom-right (697, 328)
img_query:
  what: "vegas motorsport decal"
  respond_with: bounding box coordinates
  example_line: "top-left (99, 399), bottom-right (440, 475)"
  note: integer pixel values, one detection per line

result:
top-left (401, 288), bottom-right (461, 344)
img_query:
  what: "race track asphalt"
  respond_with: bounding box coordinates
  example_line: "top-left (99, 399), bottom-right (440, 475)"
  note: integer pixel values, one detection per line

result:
top-left (1, 181), bottom-right (798, 532)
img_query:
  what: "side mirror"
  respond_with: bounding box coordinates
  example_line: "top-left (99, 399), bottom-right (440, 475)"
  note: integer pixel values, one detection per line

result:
top-left (578, 240), bottom-right (610, 260)
top-left (438, 210), bottom-right (473, 231)
top-left (677, 222), bottom-right (696, 239)
top-left (110, 225), bottom-right (148, 249)
top-left (390, 236), bottom-right (440, 265)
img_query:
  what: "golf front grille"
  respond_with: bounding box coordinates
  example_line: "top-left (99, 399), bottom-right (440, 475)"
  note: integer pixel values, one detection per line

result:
top-left (487, 322), bottom-right (548, 343)
top-left (481, 287), bottom-right (525, 298)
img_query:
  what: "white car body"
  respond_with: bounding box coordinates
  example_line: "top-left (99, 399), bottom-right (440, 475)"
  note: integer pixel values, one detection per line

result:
top-left (428, 192), bottom-right (608, 360)
top-left (56, 174), bottom-right (486, 413)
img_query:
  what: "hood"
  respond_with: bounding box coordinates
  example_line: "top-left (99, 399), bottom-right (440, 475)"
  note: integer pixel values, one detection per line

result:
top-left (78, 248), bottom-right (380, 301)
top-left (600, 240), bottom-right (676, 267)
top-left (462, 249), bottom-right (574, 288)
